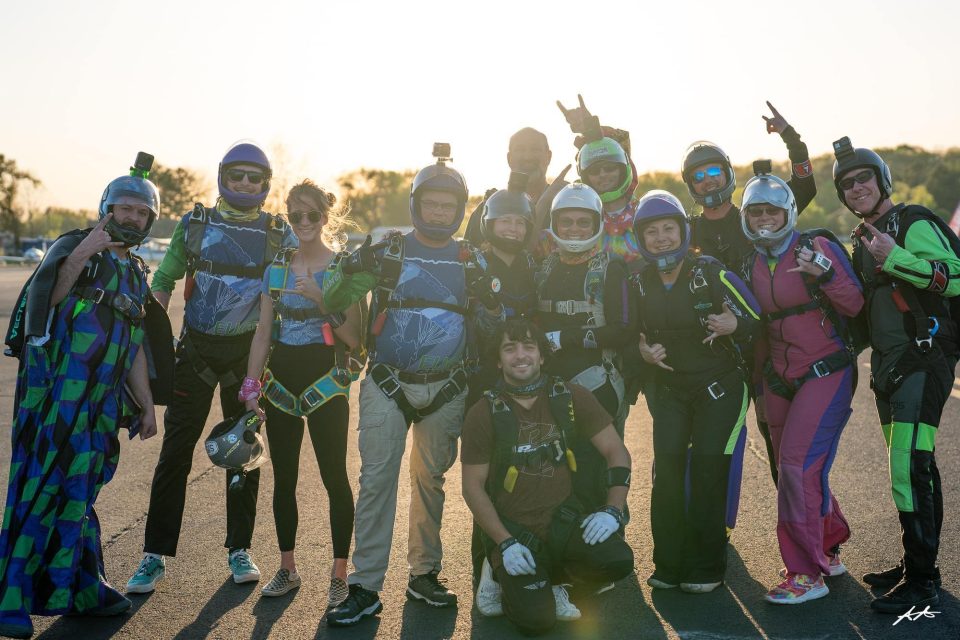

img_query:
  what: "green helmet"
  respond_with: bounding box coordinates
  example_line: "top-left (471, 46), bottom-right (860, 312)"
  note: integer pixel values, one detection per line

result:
top-left (576, 137), bottom-right (633, 203)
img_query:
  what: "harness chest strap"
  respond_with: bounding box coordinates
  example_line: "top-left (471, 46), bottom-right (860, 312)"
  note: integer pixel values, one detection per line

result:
top-left (184, 204), bottom-right (285, 279)
top-left (486, 377), bottom-right (577, 493)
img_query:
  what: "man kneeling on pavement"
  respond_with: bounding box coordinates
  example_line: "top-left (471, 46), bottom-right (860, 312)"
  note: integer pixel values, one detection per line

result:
top-left (461, 317), bottom-right (634, 635)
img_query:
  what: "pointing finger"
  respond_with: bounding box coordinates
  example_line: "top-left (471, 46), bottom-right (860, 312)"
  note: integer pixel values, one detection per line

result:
top-left (556, 99), bottom-right (569, 115)
top-left (578, 93), bottom-right (586, 110)
top-left (96, 212), bottom-right (113, 229)
top-left (655, 361), bottom-right (674, 371)
top-left (766, 100), bottom-right (781, 117)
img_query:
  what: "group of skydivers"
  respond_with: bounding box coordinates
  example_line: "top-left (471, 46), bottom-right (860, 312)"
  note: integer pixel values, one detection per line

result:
top-left (0, 96), bottom-right (956, 638)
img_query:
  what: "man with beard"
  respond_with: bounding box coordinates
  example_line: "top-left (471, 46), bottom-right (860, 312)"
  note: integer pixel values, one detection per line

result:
top-left (462, 317), bottom-right (633, 634)
top-left (464, 128), bottom-right (554, 246)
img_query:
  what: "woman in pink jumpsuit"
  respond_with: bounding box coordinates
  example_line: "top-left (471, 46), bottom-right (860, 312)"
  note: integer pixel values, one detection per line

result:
top-left (740, 168), bottom-right (864, 604)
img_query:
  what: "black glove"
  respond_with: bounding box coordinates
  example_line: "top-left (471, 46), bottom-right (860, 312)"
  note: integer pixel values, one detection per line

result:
top-left (465, 263), bottom-right (501, 309)
top-left (342, 235), bottom-right (379, 275)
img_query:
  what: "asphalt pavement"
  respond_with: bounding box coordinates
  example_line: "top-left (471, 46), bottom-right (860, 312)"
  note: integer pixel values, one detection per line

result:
top-left (0, 266), bottom-right (956, 640)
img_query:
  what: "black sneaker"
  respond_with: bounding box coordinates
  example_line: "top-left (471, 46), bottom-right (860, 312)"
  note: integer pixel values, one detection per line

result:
top-left (326, 584), bottom-right (382, 627)
top-left (870, 579), bottom-right (939, 614)
top-left (407, 571), bottom-right (458, 607)
top-left (863, 564), bottom-right (941, 589)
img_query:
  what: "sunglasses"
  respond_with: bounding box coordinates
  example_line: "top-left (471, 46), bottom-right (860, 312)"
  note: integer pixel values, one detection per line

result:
top-left (838, 169), bottom-right (874, 191)
top-left (225, 169), bottom-right (266, 184)
top-left (745, 205), bottom-right (784, 219)
top-left (288, 210), bottom-right (324, 225)
top-left (692, 166), bottom-right (723, 183)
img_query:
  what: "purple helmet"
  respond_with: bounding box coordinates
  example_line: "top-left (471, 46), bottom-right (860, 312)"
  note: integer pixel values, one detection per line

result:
top-left (218, 141), bottom-right (272, 210)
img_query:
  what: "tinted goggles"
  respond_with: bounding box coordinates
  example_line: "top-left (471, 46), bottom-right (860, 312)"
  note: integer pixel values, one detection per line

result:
top-left (692, 166), bottom-right (723, 183)
top-left (838, 169), bottom-right (874, 191)
top-left (225, 169), bottom-right (266, 184)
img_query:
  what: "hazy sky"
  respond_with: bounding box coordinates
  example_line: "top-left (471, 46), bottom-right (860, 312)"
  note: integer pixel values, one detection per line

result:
top-left (1, 0), bottom-right (957, 211)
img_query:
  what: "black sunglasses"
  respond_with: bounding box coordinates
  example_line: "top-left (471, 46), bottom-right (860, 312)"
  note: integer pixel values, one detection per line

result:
top-left (288, 211), bottom-right (324, 225)
top-left (838, 169), bottom-right (874, 191)
top-left (225, 169), bottom-right (265, 184)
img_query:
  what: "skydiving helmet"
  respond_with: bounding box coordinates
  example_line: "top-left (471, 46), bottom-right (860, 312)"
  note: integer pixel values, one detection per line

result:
top-left (740, 160), bottom-right (798, 248)
top-left (409, 143), bottom-right (468, 241)
top-left (204, 410), bottom-right (268, 476)
top-left (832, 136), bottom-right (893, 218)
top-left (576, 137), bottom-right (633, 203)
top-left (481, 171), bottom-right (534, 253)
top-left (681, 141), bottom-right (736, 208)
top-left (218, 141), bottom-right (272, 210)
top-left (98, 152), bottom-right (161, 247)
top-left (548, 183), bottom-right (604, 255)
top-left (632, 189), bottom-right (691, 272)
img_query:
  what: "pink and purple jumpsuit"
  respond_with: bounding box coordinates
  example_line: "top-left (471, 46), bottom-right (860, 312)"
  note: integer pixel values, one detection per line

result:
top-left (749, 232), bottom-right (864, 576)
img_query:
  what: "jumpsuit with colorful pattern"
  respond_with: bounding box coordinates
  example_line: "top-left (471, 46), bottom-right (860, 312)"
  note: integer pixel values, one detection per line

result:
top-left (0, 253), bottom-right (147, 624)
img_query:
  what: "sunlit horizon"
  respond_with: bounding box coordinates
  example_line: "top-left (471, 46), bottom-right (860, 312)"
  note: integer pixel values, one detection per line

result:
top-left (3, 0), bottom-right (958, 213)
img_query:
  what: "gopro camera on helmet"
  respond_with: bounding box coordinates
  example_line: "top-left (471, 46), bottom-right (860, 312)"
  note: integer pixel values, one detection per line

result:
top-left (507, 171), bottom-right (529, 193)
top-left (131, 152), bottom-right (154, 179)
top-left (432, 142), bottom-right (452, 163)
top-left (753, 159), bottom-right (773, 176)
top-left (833, 136), bottom-right (855, 162)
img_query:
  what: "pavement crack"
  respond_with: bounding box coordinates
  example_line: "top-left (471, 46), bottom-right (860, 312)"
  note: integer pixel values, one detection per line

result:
top-left (103, 462), bottom-right (219, 549)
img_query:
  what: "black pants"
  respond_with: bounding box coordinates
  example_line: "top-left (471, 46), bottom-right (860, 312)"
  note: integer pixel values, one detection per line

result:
top-left (873, 348), bottom-right (956, 582)
top-left (646, 370), bottom-right (746, 584)
top-left (493, 525), bottom-right (634, 636)
top-left (144, 330), bottom-right (257, 556)
top-left (263, 343), bottom-right (354, 557)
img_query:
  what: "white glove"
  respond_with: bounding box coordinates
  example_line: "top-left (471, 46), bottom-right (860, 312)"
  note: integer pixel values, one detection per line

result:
top-left (500, 540), bottom-right (537, 576)
top-left (581, 510), bottom-right (620, 545)
top-left (545, 331), bottom-right (562, 353)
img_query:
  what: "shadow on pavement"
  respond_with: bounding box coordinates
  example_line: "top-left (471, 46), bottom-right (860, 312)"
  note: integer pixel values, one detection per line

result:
top-left (171, 577), bottom-right (258, 640)
top-left (36, 591), bottom-right (155, 640)
top-left (250, 585), bottom-right (300, 638)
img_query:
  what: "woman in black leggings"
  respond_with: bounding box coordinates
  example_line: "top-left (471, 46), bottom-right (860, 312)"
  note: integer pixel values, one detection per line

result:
top-left (243, 180), bottom-right (361, 607)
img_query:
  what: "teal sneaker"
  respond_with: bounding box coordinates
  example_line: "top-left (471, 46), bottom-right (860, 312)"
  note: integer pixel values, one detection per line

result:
top-left (126, 555), bottom-right (165, 594)
top-left (229, 549), bottom-right (261, 584)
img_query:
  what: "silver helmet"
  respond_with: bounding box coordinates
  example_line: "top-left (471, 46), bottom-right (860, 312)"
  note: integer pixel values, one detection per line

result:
top-left (204, 411), bottom-right (268, 472)
top-left (740, 173), bottom-right (797, 248)
top-left (548, 183), bottom-right (603, 255)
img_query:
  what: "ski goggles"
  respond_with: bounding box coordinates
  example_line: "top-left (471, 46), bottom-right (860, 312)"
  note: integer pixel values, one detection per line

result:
top-left (224, 169), bottom-right (266, 184)
top-left (288, 210), bottom-right (324, 225)
top-left (837, 169), bottom-right (874, 191)
top-left (692, 166), bottom-right (723, 183)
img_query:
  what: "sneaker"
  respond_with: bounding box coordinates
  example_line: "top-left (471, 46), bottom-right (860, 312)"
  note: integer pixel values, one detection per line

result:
top-left (765, 573), bottom-right (829, 604)
top-left (681, 581), bottom-right (723, 594)
top-left (260, 569), bottom-right (301, 597)
top-left (870, 579), bottom-right (939, 614)
top-left (646, 573), bottom-right (679, 590)
top-left (327, 584), bottom-right (382, 627)
top-left (328, 577), bottom-right (349, 608)
top-left (826, 552), bottom-right (847, 577)
top-left (229, 549), bottom-right (261, 584)
top-left (552, 585), bottom-right (581, 621)
top-left (126, 555), bottom-right (165, 594)
top-left (863, 563), bottom-right (942, 589)
top-left (475, 559), bottom-right (503, 617)
top-left (777, 552), bottom-right (848, 580)
top-left (407, 571), bottom-right (458, 608)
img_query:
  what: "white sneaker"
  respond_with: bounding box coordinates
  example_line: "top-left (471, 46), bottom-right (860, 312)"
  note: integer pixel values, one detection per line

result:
top-left (552, 584), bottom-right (581, 621)
top-left (475, 559), bottom-right (503, 617)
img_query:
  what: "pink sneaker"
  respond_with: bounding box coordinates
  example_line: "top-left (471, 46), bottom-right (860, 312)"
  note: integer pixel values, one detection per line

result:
top-left (825, 552), bottom-right (847, 577)
top-left (765, 573), bottom-right (829, 604)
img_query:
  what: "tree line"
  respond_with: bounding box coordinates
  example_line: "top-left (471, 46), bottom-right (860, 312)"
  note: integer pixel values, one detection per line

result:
top-left (2, 145), bottom-right (958, 250)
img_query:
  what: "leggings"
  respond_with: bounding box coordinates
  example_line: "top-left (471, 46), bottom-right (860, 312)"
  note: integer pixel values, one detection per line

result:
top-left (264, 342), bottom-right (354, 557)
